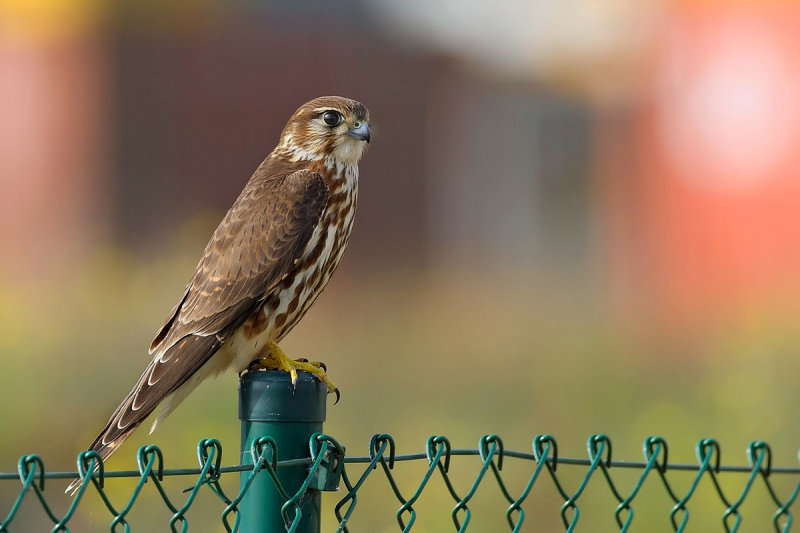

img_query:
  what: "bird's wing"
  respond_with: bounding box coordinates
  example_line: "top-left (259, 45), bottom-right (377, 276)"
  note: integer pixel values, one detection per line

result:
top-left (90, 169), bottom-right (329, 458)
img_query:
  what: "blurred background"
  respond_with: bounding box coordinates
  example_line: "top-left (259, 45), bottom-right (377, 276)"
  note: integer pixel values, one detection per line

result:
top-left (2, 0), bottom-right (800, 530)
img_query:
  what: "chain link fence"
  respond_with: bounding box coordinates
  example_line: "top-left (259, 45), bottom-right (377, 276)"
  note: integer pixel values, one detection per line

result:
top-left (5, 435), bottom-right (800, 532)
top-left (2, 372), bottom-right (799, 532)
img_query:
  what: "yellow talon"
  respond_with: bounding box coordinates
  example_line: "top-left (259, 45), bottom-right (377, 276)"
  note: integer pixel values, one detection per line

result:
top-left (253, 340), bottom-right (339, 398)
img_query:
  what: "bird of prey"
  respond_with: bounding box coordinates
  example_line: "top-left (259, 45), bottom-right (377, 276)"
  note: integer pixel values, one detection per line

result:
top-left (67, 96), bottom-right (370, 494)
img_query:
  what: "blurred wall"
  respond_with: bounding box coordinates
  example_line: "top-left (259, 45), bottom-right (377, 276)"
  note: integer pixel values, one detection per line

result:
top-left (1, 0), bottom-right (799, 330)
top-left (108, 1), bottom-right (434, 276)
top-left (0, 0), bottom-right (109, 275)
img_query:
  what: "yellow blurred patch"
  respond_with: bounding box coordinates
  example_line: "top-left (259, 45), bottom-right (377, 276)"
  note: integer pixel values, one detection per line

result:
top-left (0, 0), bottom-right (106, 40)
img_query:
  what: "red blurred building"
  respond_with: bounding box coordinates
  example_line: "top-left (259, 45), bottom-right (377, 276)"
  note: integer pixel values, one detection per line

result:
top-left (601, 3), bottom-right (800, 324)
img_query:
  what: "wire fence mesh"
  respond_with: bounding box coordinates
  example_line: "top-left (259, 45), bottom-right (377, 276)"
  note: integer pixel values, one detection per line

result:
top-left (2, 433), bottom-right (800, 532)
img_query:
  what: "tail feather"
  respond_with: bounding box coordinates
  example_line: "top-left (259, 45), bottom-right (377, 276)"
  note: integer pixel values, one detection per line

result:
top-left (66, 334), bottom-right (223, 495)
top-left (65, 401), bottom-right (143, 495)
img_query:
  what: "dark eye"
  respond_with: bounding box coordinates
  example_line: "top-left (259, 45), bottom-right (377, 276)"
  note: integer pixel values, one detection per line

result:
top-left (322, 110), bottom-right (342, 126)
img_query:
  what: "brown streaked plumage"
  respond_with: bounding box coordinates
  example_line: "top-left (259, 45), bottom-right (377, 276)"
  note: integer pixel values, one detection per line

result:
top-left (67, 96), bottom-right (370, 494)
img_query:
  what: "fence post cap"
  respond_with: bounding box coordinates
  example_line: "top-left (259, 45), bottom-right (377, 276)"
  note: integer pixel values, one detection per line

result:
top-left (238, 370), bottom-right (327, 423)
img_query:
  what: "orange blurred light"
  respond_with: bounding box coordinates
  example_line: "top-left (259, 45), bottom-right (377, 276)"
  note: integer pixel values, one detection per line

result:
top-left (607, 4), bottom-right (800, 324)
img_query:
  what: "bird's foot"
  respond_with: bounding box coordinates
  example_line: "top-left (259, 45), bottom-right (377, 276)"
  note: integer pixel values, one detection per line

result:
top-left (249, 340), bottom-right (339, 402)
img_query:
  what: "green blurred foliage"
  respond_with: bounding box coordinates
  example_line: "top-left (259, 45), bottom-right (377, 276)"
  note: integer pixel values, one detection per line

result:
top-left (1, 220), bottom-right (799, 531)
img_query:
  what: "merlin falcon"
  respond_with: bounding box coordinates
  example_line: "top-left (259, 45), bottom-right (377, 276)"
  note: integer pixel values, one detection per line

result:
top-left (68, 96), bottom-right (370, 493)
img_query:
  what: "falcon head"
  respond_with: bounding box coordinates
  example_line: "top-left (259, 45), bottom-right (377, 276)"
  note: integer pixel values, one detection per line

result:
top-left (278, 96), bottom-right (371, 165)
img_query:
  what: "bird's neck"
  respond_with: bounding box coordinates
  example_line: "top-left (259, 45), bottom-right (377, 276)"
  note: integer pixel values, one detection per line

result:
top-left (275, 138), bottom-right (324, 163)
top-left (314, 156), bottom-right (359, 196)
top-left (264, 146), bottom-right (360, 195)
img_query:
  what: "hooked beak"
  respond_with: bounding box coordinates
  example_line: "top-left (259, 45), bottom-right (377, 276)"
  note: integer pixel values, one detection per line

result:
top-left (348, 122), bottom-right (370, 143)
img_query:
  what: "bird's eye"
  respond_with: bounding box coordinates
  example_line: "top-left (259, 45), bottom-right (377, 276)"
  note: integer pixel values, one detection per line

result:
top-left (322, 111), bottom-right (342, 127)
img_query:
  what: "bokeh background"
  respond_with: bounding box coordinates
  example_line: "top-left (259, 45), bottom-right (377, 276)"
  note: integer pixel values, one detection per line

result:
top-left (2, 0), bottom-right (800, 531)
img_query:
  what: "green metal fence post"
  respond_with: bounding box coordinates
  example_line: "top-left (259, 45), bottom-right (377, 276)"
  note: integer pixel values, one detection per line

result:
top-left (239, 370), bottom-right (326, 533)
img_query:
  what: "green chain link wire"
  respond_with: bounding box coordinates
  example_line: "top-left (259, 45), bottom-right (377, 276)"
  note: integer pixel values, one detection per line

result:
top-left (3, 434), bottom-right (800, 531)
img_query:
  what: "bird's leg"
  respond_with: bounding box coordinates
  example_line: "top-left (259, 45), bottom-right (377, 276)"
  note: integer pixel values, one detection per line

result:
top-left (250, 340), bottom-right (339, 400)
